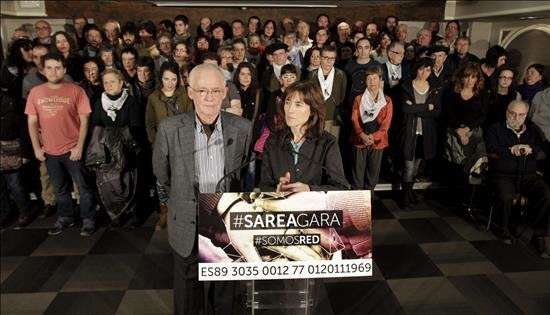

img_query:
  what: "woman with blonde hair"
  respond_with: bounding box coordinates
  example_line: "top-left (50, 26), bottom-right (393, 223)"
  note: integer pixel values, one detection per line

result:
top-left (88, 69), bottom-right (144, 226)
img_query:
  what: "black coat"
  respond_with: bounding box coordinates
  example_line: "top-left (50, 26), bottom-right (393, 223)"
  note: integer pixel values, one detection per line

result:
top-left (399, 81), bottom-right (443, 161)
top-left (260, 131), bottom-right (349, 191)
top-left (484, 121), bottom-right (544, 176)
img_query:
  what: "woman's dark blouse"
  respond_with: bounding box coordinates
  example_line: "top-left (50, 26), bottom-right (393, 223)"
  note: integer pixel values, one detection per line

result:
top-left (259, 131), bottom-right (349, 191)
top-left (445, 89), bottom-right (489, 130)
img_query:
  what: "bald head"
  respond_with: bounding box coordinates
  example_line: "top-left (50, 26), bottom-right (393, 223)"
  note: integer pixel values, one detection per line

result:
top-left (506, 99), bottom-right (529, 130)
top-left (188, 63), bottom-right (226, 89)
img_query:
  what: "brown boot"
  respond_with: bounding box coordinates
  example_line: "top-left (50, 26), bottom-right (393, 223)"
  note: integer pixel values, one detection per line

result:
top-left (155, 203), bottom-right (168, 231)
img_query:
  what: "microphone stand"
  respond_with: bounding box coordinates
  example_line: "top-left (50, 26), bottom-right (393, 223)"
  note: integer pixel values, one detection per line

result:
top-left (215, 152), bottom-right (265, 193)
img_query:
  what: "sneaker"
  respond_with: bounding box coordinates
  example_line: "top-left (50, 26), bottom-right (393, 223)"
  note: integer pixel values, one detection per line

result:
top-left (80, 226), bottom-right (94, 237)
top-left (12, 216), bottom-right (30, 230)
top-left (530, 235), bottom-right (550, 259)
top-left (501, 230), bottom-right (513, 245)
top-left (47, 221), bottom-right (75, 236)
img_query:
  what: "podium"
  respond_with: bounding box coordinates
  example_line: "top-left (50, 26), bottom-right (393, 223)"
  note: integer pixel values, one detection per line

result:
top-left (247, 279), bottom-right (315, 314)
top-left (198, 191), bottom-right (372, 314)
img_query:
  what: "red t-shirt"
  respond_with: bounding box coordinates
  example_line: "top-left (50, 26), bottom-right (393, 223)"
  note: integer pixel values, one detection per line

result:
top-left (25, 82), bottom-right (91, 155)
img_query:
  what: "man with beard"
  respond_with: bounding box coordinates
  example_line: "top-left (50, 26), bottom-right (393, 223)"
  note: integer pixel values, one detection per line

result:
top-left (485, 100), bottom-right (550, 258)
top-left (121, 22), bottom-right (140, 50)
top-left (25, 52), bottom-right (95, 236)
top-left (81, 24), bottom-right (104, 58)
top-left (447, 36), bottom-right (479, 71)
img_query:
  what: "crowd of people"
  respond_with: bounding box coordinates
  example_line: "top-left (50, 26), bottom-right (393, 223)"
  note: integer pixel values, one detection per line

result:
top-left (1, 12), bottom-right (549, 312)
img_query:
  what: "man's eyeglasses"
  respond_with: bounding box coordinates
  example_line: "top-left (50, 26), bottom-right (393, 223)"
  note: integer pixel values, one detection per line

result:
top-left (321, 56), bottom-right (336, 61)
top-left (190, 87), bottom-right (225, 97)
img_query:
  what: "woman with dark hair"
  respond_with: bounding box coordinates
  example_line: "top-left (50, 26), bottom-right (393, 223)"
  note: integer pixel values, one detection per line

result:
top-left (518, 64), bottom-right (546, 105)
top-left (303, 29), bottom-right (330, 73)
top-left (373, 31), bottom-right (393, 64)
top-left (173, 41), bottom-right (192, 70)
top-left (403, 42), bottom-right (417, 73)
top-left (0, 38), bottom-right (34, 100)
top-left (52, 31), bottom-right (84, 82)
top-left (196, 16), bottom-right (212, 37)
top-left (260, 80), bottom-right (348, 191)
top-left (145, 61), bottom-right (193, 231)
top-left (210, 22), bottom-right (229, 52)
top-left (80, 57), bottom-right (105, 111)
top-left (303, 46), bottom-right (322, 79)
top-left (261, 20), bottom-right (279, 46)
top-left (444, 62), bottom-right (489, 183)
top-left (247, 16), bottom-right (261, 35)
top-left (485, 65), bottom-right (521, 129)
top-left (350, 66), bottom-right (393, 191)
top-left (234, 62), bottom-right (260, 122)
top-left (399, 57), bottom-right (442, 207)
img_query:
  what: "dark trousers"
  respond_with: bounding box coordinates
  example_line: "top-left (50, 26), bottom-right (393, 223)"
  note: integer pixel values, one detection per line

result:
top-left (173, 249), bottom-right (239, 315)
top-left (351, 147), bottom-right (383, 190)
top-left (44, 153), bottom-right (94, 221)
top-left (1, 170), bottom-right (31, 218)
top-left (491, 173), bottom-right (550, 236)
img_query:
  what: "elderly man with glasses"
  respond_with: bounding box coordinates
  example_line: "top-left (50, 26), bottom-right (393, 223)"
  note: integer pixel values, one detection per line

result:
top-left (153, 64), bottom-right (251, 314)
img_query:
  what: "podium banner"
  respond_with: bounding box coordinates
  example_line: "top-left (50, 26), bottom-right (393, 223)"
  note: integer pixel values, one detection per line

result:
top-left (198, 191), bottom-right (372, 281)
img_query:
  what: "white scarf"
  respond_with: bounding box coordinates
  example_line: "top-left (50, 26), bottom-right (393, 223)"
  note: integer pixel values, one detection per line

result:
top-left (386, 61), bottom-right (402, 88)
top-left (317, 67), bottom-right (335, 101)
top-left (102, 89), bottom-right (128, 122)
top-left (360, 88), bottom-right (386, 123)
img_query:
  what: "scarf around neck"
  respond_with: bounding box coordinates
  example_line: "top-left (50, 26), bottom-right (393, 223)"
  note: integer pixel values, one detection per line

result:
top-left (360, 88), bottom-right (386, 123)
top-left (102, 89), bottom-right (128, 122)
top-left (317, 67), bottom-right (335, 100)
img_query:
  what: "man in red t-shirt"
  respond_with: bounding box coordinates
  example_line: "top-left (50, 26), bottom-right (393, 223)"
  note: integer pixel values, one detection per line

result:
top-left (25, 52), bottom-right (95, 236)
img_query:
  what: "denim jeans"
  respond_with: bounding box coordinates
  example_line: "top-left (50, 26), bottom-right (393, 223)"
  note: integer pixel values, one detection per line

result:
top-left (403, 159), bottom-right (422, 183)
top-left (44, 153), bottom-right (94, 223)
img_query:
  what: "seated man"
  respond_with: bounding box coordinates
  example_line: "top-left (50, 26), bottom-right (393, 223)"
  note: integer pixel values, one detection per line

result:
top-left (485, 99), bottom-right (550, 258)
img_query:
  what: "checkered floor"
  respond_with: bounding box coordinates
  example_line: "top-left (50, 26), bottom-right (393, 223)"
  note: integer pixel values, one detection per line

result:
top-left (1, 190), bottom-right (549, 314)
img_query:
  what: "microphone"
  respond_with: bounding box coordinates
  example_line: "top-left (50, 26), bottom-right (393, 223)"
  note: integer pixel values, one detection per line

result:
top-left (287, 144), bottom-right (351, 190)
top-left (215, 151), bottom-right (265, 193)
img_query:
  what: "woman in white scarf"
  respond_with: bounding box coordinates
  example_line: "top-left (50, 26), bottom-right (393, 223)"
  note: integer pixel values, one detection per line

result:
top-left (89, 69), bottom-right (144, 225)
top-left (350, 66), bottom-right (393, 193)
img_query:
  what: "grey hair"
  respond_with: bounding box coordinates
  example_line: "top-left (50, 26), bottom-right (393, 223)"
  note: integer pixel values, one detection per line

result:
top-left (507, 99), bottom-right (529, 110)
top-left (188, 63), bottom-right (226, 88)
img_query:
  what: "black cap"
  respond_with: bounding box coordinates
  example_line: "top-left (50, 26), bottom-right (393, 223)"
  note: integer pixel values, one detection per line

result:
top-left (428, 45), bottom-right (450, 55)
top-left (265, 42), bottom-right (288, 55)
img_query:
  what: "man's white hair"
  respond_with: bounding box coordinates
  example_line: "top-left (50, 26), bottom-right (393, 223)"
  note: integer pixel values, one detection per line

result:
top-left (188, 63), bottom-right (226, 88)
